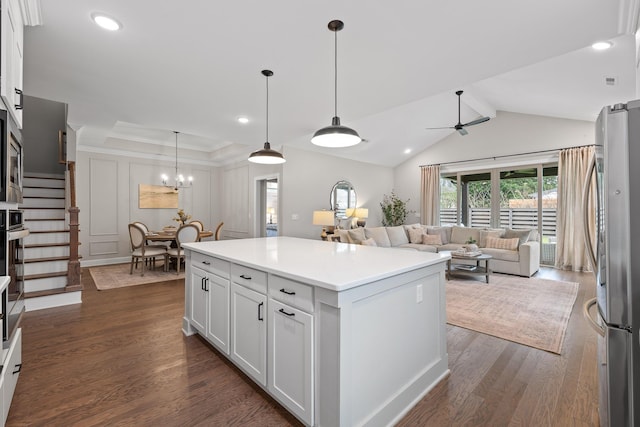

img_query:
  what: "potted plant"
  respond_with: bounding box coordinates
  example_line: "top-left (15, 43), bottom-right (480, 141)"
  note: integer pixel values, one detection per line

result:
top-left (380, 191), bottom-right (411, 227)
top-left (464, 236), bottom-right (478, 252)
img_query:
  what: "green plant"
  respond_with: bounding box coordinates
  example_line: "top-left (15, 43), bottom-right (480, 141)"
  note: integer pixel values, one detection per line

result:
top-left (465, 236), bottom-right (477, 244)
top-left (380, 191), bottom-right (411, 226)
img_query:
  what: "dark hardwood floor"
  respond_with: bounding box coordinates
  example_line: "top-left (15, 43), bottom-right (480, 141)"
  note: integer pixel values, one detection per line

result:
top-left (7, 267), bottom-right (597, 426)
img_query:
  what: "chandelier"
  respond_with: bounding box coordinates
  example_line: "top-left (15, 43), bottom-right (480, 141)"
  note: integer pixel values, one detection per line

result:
top-left (161, 131), bottom-right (193, 190)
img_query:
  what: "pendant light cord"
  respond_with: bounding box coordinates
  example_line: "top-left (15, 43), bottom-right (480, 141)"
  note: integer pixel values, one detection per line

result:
top-left (174, 131), bottom-right (178, 177)
top-left (334, 28), bottom-right (338, 118)
top-left (266, 74), bottom-right (269, 142)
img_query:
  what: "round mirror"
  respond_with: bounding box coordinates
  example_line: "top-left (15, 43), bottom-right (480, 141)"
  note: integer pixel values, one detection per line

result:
top-left (330, 180), bottom-right (357, 219)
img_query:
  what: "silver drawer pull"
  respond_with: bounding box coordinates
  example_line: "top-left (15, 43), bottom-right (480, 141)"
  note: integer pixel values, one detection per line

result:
top-left (280, 288), bottom-right (296, 295)
top-left (279, 308), bottom-right (295, 317)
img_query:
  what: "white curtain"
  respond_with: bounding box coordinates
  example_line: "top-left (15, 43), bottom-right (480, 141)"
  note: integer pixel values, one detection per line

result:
top-left (556, 146), bottom-right (595, 272)
top-left (420, 165), bottom-right (440, 226)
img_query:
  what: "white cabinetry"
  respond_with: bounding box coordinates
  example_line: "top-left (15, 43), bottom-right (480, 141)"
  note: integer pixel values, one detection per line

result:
top-left (189, 255), bottom-right (230, 354)
top-left (0, 0), bottom-right (24, 127)
top-left (268, 298), bottom-right (313, 425)
top-left (230, 280), bottom-right (267, 386)
top-left (0, 328), bottom-right (22, 426)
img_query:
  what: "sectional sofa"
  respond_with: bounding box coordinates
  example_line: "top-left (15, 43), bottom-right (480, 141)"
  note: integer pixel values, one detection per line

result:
top-left (335, 224), bottom-right (540, 277)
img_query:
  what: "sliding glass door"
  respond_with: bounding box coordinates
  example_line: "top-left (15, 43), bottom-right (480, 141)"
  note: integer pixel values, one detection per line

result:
top-left (439, 163), bottom-right (558, 265)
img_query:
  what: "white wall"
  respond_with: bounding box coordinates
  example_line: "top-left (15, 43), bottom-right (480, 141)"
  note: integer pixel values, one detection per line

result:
top-left (394, 111), bottom-right (596, 217)
top-left (280, 146), bottom-right (394, 239)
top-left (76, 150), bottom-right (216, 264)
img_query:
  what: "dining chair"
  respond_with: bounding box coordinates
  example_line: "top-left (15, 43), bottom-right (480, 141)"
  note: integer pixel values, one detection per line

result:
top-left (128, 223), bottom-right (168, 276)
top-left (214, 221), bottom-right (224, 240)
top-left (133, 221), bottom-right (169, 248)
top-left (167, 224), bottom-right (200, 275)
top-left (189, 220), bottom-right (204, 232)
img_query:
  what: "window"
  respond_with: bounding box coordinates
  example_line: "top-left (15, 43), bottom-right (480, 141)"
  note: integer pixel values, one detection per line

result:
top-left (439, 163), bottom-right (558, 265)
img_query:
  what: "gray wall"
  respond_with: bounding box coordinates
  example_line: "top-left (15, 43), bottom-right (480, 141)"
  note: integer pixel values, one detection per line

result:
top-left (23, 95), bottom-right (67, 174)
top-left (280, 146), bottom-right (394, 239)
top-left (393, 111), bottom-right (596, 217)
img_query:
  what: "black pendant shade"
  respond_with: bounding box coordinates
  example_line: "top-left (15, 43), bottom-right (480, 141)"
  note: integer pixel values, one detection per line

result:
top-left (311, 20), bottom-right (361, 148)
top-left (248, 69), bottom-right (286, 164)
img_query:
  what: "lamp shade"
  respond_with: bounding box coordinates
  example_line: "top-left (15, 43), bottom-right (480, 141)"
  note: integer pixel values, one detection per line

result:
top-left (345, 208), bottom-right (356, 217)
top-left (312, 210), bottom-right (335, 226)
top-left (311, 117), bottom-right (361, 148)
top-left (248, 142), bottom-right (286, 164)
top-left (355, 208), bottom-right (368, 218)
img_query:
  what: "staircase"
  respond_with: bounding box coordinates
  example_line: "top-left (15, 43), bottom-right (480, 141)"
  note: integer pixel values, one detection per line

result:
top-left (21, 173), bottom-right (82, 311)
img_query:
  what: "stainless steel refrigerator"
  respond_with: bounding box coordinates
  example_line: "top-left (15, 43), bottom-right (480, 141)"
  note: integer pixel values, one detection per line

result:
top-left (583, 100), bottom-right (640, 427)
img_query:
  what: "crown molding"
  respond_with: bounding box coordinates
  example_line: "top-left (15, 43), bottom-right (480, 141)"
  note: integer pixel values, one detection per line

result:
top-left (21, 0), bottom-right (43, 26)
top-left (618, 0), bottom-right (640, 34)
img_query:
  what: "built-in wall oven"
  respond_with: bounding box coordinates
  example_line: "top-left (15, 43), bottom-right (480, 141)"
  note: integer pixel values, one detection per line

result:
top-left (1, 210), bottom-right (27, 347)
top-left (0, 109), bottom-right (23, 203)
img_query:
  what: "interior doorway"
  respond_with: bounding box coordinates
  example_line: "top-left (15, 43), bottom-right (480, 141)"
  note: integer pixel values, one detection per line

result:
top-left (255, 176), bottom-right (279, 237)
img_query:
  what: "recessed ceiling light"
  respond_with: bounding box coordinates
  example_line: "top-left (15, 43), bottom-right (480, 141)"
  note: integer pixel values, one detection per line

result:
top-left (237, 117), bottom-right (249, 124)
top-left (404, 148), bottom-right (412, 154)
top-left (91, 13), bottom-right (122, 31)
top-left (592, 41), bottom-right (613, 50)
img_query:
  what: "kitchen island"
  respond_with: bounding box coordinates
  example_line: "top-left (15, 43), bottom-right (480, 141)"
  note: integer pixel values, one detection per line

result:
top-left (182, 236), bottom-right (450, 426)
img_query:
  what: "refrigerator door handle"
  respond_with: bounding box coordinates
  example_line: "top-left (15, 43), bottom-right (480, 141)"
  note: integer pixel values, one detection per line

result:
top-left (582, 154), bottom-right (597, 275)
top-left (583, 297), bottom-right (605, 337)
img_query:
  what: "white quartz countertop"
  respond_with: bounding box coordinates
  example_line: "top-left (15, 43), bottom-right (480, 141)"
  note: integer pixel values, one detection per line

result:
top-left (183, 236), bottom-right (450, 291)
top-left (0, 276), bottom-right (9, 294)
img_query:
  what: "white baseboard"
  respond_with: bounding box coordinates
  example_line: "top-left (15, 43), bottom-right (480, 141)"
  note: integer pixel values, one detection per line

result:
top-left (26, 291), bottom-right (82, 312)
top-left (81, 257), bottom-right (130, 268)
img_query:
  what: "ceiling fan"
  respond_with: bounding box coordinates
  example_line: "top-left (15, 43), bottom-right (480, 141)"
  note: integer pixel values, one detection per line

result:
top-left (426, 90), bottom-right (490, 136)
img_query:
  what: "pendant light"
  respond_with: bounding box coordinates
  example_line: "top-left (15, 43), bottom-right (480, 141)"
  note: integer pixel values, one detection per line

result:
top-left (161, 131), bottom-right (193, 190)
top-left (311, 20), bottom-right (361, 148)
top-left (248, 70), bottom-right (286, 164)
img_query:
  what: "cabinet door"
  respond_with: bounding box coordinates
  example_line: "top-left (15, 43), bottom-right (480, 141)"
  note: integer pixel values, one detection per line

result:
top-left (230, 283), bottom-right (267, 386)
top-left (190, 267), bottom-right (208, 335)
top-left (268, 299), bottom-right (314, 425)
top-left (0, 0), bottom-right (24, 127)
top-left (206, 273), bottom-right (230, 354)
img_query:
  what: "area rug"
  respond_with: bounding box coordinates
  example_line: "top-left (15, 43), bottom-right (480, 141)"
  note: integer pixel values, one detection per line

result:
top-left (89, 262), bottom-right (185, 290)
top-left (446, 275), bottom-right (579, 354)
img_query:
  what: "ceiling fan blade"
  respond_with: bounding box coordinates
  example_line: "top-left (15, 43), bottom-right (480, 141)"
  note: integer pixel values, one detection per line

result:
top-left (457, 127), bottom-right (468, 136)
top-left (462, 116), bottom-right (490, 127)
top-left (425, 126), bottom-right (455, 130)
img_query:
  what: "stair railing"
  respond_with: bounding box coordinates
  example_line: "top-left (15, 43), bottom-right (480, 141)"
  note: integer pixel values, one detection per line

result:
top-left (65, 155), bottom-right (81, 291)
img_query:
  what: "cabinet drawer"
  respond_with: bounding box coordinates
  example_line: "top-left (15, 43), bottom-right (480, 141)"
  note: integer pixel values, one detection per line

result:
top-left (191, 252), bottom-right (229, 278)
top-left (231, 264), bottom-right (267, 294)
top-left (269, 275), bottom-right (314, 313)
top-left (2, 327), bottom-right (22, 424)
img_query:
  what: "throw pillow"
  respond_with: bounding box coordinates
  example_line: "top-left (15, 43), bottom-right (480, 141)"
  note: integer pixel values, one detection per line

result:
top-left (364, 227), bottom-right (392, 247)
top-left (427, 227), bottom-right (449, 244)
top-left (408, 227), bottom-right (424, 244)
top-left (450, 225), bottom-right (481, 245)
top-left (348, 228), bottom-right (366, 244)
top-left (422, 233), bottom-right (442, 246)
top-left (386, 226), bottom-right (409, 246)
top-left (485, 236), bottom-right (519, 251)
top-left (361, 238), bottom-right (377, 247)
top-left (478, 230), bottom-right (503, 247)
top-left (503, 228), bottom-right (531, 246)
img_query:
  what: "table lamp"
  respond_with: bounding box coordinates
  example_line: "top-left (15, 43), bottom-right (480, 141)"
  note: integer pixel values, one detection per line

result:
top-left (355, 208), bottom-right (369, 227)
top-left (312, 210), bottom-right (335, 239)
top-left (267, 207), bottom-right (275, 224)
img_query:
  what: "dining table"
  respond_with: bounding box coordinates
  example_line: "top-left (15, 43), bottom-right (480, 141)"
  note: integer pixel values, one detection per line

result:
top-left (145, 229), bottom-right (214, 244)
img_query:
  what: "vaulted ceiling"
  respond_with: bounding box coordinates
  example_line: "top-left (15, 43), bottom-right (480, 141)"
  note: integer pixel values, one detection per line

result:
top-left (23, 0), bottom-right (637, 167)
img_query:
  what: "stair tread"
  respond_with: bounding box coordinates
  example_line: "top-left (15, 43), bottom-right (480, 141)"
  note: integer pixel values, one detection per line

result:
top-left (23, 256), bottom-right (71, 263)
top-left (28, 230), bottom-right (70, 234)
top-left (25, 218), bottom-right (66, 222)
top-left (25, 271), bottom-right (68, 280)
top-left (25, 242), bottom-right (71, 248)
top-left (21, 207), bottom-right (66, 210)
top-left (24, 286), bottom-right (83, 299)
top-left (23, 196), bottom-right (66, 199)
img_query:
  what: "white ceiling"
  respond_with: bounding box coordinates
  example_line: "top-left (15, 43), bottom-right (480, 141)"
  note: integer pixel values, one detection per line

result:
top-left (23, 0), bottom-right (638, 167)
